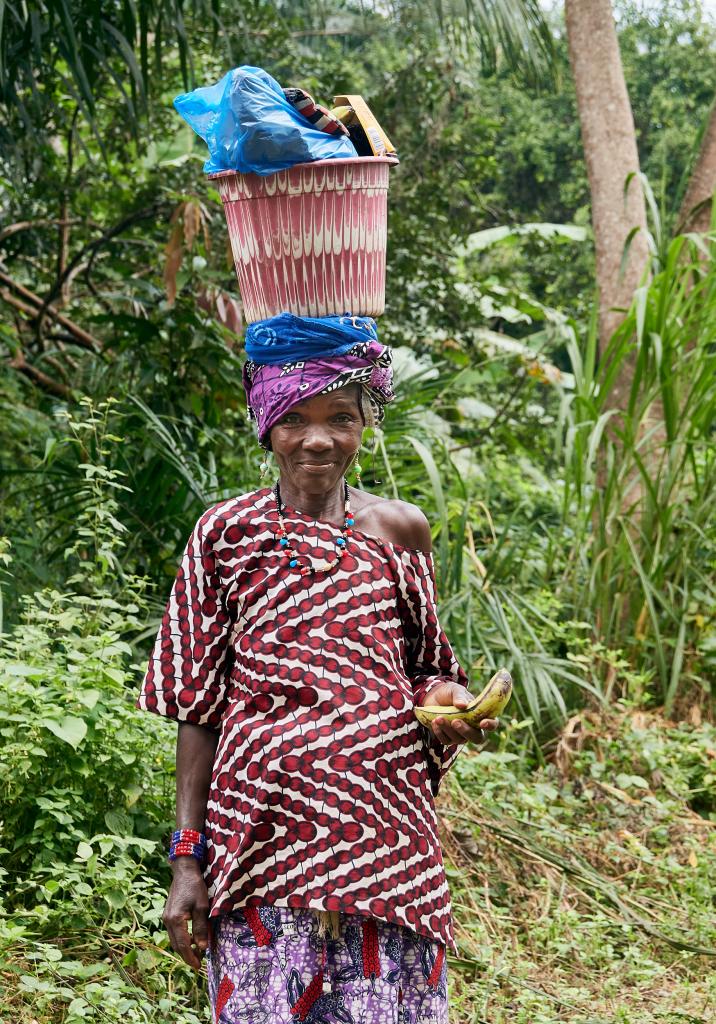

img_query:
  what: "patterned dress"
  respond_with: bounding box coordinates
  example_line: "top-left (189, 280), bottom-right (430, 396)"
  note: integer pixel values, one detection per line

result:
top-left (138, 487), bottom-right (469, 1018)
top-left (207, 905), bottom-right (448, 1024)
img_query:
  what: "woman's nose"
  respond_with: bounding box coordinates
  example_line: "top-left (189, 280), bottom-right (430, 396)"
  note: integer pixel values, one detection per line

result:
top-left (302, 426), bottom-right (333, 451)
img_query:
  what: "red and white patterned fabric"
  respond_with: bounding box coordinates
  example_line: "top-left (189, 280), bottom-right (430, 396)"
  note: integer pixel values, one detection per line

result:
top-left (138, 487), bottom-right (469, 952)
top-left (283, 87), bottom-right (350, 137)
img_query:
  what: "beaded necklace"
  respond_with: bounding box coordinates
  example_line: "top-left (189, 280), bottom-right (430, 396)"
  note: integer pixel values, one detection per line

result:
top-left (274, 480), bottom-right (354, 577)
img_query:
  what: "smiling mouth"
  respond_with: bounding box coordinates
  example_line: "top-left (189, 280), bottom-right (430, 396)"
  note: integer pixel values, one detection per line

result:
top-left (300, 462), bottom-right (335, 470)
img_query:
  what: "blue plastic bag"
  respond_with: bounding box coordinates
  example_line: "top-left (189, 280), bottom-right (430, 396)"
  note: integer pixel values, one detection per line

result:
top-left (174, 66), bottom-right (357, 175)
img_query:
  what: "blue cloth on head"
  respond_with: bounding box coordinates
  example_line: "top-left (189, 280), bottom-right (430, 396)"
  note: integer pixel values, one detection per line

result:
top-left (245, 312), bottom-right (379, 365)
top-left (174, 66), bottom-right (357, 175)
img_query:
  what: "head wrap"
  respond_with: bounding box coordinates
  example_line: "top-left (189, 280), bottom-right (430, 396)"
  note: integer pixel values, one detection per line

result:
top-left (243, 312), bottom-right (394, 447)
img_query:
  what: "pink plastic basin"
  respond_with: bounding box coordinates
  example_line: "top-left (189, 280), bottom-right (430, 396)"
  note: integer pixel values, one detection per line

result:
top-left (209, 156), bottom-right (397, 323)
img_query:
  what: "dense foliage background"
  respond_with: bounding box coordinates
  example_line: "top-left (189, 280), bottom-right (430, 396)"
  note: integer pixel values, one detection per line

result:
top-left (1, 1), bottom-right (715, 1021)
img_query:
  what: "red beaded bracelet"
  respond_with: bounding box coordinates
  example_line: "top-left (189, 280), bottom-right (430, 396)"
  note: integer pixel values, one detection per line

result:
top-left (168, 828), bottom-right (207, 863)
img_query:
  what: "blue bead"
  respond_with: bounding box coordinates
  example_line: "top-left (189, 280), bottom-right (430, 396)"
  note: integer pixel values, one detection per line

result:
top-left (290, 559), bottom-right (298, 567)
top-left (336, 538), bottom-right (346, 547)
top-left (346, 518), bottom-right (355, 526)
top-left (280, 538), bottom-right (288, 546)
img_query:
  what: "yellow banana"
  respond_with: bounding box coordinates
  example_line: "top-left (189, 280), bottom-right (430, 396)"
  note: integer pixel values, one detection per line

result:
top-left (414, 668), bottom-right (512, 728)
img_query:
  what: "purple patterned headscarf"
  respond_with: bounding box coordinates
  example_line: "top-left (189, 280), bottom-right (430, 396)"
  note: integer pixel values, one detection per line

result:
top-left (242, 313), bottom-right (394, 448)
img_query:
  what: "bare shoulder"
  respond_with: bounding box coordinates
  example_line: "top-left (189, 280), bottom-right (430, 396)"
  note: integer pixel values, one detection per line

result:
top-left (351, 491), bottom-right (432, 553)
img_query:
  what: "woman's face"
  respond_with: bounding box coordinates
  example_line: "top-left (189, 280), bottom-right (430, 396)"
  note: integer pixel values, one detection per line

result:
top-left (269, 386), bottom-right (364, 495)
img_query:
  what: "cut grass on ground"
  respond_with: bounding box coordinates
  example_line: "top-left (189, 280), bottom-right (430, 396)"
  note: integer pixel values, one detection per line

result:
top-left (443, 708), bottom-right (716, 1023)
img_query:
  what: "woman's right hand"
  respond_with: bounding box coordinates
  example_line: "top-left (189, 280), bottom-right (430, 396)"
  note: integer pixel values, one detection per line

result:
top-left (163, 859), bottom-right (210, 971)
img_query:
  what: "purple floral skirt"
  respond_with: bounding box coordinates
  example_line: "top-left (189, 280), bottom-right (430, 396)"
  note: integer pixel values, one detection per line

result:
top-left (206, 905), bottom-right (449, 1024)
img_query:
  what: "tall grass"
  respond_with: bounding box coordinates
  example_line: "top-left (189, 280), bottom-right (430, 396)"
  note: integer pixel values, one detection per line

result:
top-left (377, 228), bottom-right (716, 724)
top-left (375, 348), bottom-right (596, 735)
top-left (558, 232), bottom-right (716, 709)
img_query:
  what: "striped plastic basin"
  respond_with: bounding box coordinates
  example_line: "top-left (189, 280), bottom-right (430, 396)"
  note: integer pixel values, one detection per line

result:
top-left (209, 157), bottom-right (396, 323)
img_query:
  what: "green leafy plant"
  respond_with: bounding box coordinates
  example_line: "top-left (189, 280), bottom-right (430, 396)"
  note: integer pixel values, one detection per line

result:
top-left (0, 405), bottom-right (204, 1023)
top-left (558, 231), bottom-right (716, 709)
top-left (370, 340), bottom-right (595, 733)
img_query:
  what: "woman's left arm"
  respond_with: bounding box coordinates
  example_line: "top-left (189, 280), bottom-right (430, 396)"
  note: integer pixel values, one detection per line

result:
top-left (385, 500), bottom-right (499, 791)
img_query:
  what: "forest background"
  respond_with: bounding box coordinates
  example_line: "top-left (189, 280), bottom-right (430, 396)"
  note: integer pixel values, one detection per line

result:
top-left (1, 1), bottom-right (715, 1021)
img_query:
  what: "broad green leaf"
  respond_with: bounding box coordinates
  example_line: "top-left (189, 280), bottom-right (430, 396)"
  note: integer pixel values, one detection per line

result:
top-left (103, 886), bottom-right (128, 910)
top-left (42, 716), bottom-right (87, 748)
top-left (105, 810), bottom-right (133, 835)
top-left (123, 784), bottom-right (143, 807)
top-left (76, 689), bottom-right (101, 709)
top-left (3, 662), bottom-right (45, 677)
top-left (464, 222), bottom-right (588, 253)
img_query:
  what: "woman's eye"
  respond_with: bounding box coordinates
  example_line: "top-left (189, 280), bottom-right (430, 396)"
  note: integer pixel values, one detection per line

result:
top-left (333, 414), bottom-right (355, 423)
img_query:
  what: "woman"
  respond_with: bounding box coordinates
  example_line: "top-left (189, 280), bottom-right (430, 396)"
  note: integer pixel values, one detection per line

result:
top-left (138, 312), bottom-right (497, 1024)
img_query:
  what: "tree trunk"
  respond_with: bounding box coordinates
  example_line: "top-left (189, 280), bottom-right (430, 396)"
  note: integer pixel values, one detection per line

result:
top-left (565, 0), bottom-right (661, 539)
top-left (677, 98), bottom-right (716, 235)
top-left (565, 0), bottom-right (651, 370)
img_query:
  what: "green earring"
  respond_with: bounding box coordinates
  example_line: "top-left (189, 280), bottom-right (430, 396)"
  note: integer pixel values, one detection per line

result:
top-left (259, 450), bottom-right (271, 481)
top-left (353, 452), bottom-right (363, 486)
